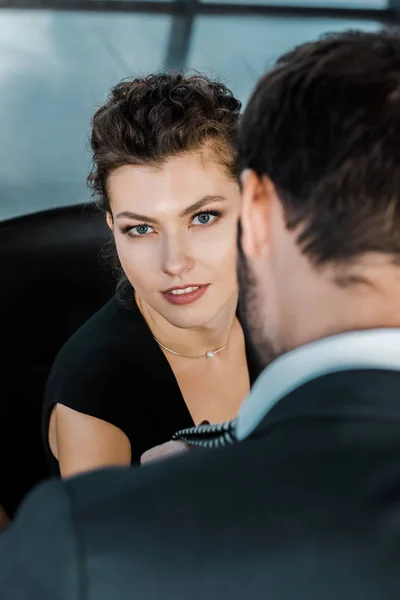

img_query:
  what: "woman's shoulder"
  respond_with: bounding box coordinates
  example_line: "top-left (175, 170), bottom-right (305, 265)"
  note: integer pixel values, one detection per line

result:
top-left (45, 294), bottom-right (162, 402)
top-left (42, 294), bottom-right (185, 464)
top-left (55, 295), bottom-right (148, 366)
top-left (42, 294), bottom-right (168, 441)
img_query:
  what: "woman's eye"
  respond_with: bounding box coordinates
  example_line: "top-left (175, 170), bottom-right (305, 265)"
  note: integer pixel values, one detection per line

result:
top-left (131, 224), bottom-right (153, 236)
top-left (192, 212), bottom-right (217, 226)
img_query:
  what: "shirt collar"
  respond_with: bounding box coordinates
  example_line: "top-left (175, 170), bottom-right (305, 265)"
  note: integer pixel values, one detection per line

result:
top-left (236, 328), bottom-right (400, 441)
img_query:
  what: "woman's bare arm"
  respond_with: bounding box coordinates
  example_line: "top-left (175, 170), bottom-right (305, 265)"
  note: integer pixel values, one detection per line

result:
top-left (51, 404), bottom-right (132, 479)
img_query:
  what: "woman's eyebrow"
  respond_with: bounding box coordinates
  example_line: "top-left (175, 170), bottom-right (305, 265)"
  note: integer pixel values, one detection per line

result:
top-left (116, 210), bottom-right (158, 224)
top-left (180, 195), bottom-right (226, 217)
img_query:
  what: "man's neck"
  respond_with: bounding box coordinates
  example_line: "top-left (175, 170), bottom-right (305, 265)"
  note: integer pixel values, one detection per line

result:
top-left (279, 263), bottom-right (400, 353)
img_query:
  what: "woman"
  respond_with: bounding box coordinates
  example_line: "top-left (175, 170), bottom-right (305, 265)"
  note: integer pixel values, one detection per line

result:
top-left (42, 73), bottom-right (260, 478)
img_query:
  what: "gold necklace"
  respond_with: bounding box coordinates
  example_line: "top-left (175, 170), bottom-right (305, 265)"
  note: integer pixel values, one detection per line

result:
top-left (154, 336), bottom-right (230, 359)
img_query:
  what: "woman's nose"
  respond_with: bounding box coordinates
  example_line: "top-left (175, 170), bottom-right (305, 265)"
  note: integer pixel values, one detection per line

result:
top-left (161, 235), bottom-right (195, 277)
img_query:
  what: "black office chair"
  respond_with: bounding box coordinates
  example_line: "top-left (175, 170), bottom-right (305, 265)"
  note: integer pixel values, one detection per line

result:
top-left (0, 202), bottom-right (116, 516)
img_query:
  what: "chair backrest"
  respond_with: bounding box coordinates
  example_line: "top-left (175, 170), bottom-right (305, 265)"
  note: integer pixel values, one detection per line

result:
top-left (0, 203), bottom-right (116, 516)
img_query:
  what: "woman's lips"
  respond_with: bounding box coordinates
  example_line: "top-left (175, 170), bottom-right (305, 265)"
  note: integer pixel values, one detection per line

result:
top-left (162, 284), bottom-right (209, 305)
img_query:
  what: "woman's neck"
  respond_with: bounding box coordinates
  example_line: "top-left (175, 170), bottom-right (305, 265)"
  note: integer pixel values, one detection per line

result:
top-left (136, 292), bottom-right (239, 358)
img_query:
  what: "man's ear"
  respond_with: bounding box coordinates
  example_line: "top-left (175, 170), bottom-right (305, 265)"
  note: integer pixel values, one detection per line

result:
top-left (106, 212), bottom-right (114, 232)
top-left (240, 169), bottom-right (272, 259)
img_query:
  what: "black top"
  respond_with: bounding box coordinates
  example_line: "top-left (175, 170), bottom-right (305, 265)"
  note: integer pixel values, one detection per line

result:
top-left (7, 368), bottom-right (400, 600)
top-left (42, 295), bottom-right (260, 474)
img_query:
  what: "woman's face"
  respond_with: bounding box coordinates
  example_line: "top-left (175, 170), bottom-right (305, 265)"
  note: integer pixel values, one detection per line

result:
top-left (107, 150), bottom-right (241, 329)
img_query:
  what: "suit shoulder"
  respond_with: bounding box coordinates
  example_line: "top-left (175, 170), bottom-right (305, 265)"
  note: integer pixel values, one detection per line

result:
top-left (0, 479), bottom-right (79, 600)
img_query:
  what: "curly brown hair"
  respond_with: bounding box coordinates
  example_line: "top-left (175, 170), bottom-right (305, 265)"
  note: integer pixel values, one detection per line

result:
top-left (88, 73), bottom-right (242, 214)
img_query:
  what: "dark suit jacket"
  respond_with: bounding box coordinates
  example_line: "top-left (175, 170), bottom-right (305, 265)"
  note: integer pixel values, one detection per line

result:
top-left (2, 368), bottom-right (400, 600)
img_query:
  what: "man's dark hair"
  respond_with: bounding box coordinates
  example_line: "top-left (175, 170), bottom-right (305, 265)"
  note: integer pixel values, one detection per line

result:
top-left (89, 73), bottom-right (241, 214)
top-left (239, 29), bottom-right (400, 266)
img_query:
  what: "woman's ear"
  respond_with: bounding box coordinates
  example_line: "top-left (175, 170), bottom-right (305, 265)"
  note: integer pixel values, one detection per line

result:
top-left (106, 212), bottom-right (114, 232)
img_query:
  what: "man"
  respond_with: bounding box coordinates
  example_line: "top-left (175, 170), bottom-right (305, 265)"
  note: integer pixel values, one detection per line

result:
top-left (2, 29), bottom-right (400, 599)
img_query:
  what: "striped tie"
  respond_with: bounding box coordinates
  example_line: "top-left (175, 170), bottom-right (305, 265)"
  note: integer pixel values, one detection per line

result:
top-left (172, 419), bottom-right (238, 449)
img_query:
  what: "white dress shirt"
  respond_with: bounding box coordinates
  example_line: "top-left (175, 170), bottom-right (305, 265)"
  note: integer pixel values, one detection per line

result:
top-left (237, 328), bottom-right (400, 440)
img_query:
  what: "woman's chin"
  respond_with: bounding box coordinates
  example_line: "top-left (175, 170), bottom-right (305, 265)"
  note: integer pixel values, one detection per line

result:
top-left (161, 312), bottom-right (214, 330)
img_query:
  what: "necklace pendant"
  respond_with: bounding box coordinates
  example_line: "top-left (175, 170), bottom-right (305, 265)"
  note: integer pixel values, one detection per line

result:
top-left (206, 351), bottom-right (214, 359)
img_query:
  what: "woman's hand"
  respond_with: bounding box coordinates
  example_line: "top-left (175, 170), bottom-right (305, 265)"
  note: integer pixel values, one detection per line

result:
top-left (140, 440), bottom-right (192, 465)
top-left (141, 422), bottom-right (210, 466)
top-left (0, 505), bottom-right (10, 532)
